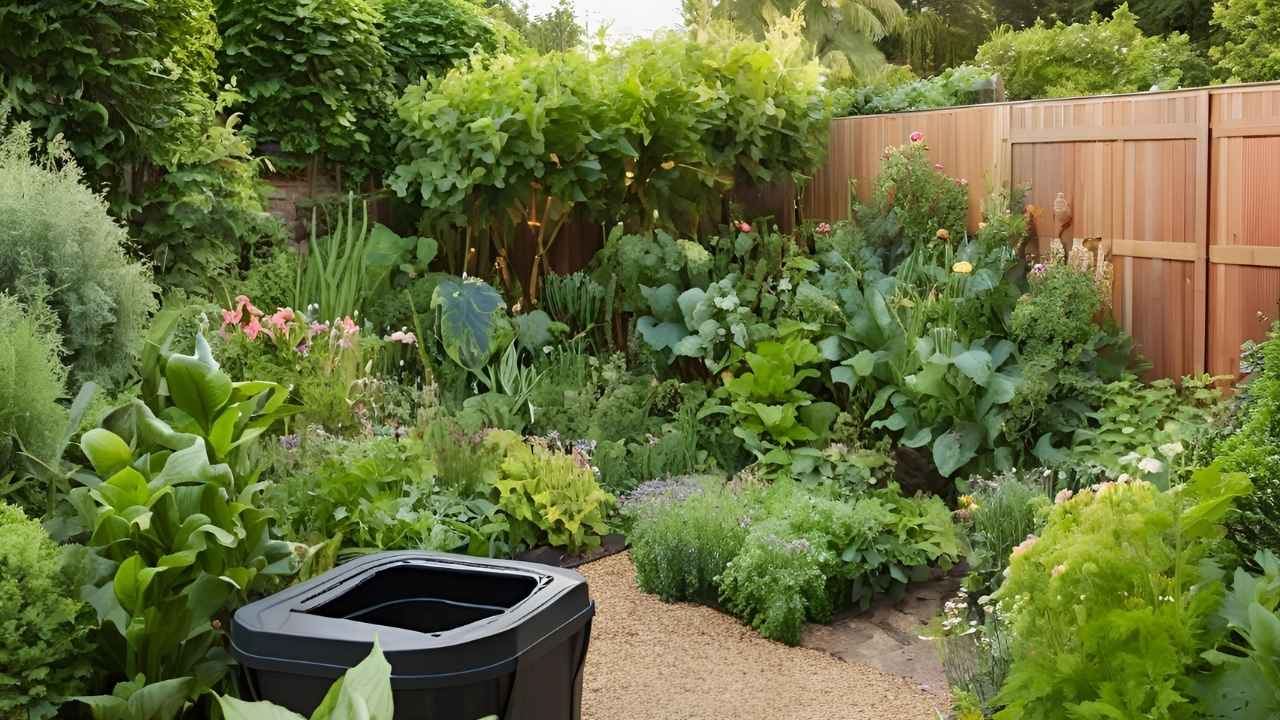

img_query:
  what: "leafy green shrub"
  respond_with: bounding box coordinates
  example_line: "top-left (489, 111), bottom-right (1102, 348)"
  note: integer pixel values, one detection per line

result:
top-left (1007, 244), bottom-right (1131, 450)
top-left (0, 122), bottom-right (158, 387)
top-left (704, 335), bottom-right (838, 468)
top-left (0, 294), bottom-right (67, 510)
top-left (832, 65), bottom-right (997, 116)
top-left (1039, 374), bottom-right (1221, 487)
top-left (1214, 321), bottom-right (1280, 557)
top-left (855, 135), bottom-right (969, 266)
top-left (217, 0), bottom-right (393, 170)
top-left (238, 247), bottom-right (302, 317)
top-left (0, 502), bottom-right (93, 719)
top-left (491, 431), bottom-right (614, 553)
top-left (718, 517), bottom-right (832, 644)
top-left (380, 0), bottom-right (518, 89)
top-left (267, 431), bottom-right (511, 564)
top-left (992, 468), bottom-right (1251, 720)
top-left (1211, 0), bottom-right (1280, 83)
top-left (716, 482), bottom-right (961, 644)
top-left (626, 479), bottom-right (749, 605)
top-left (1195, 550), bottom-right (1280, 719)
top-left (975, 4), bottom-right (1211, 100)
top-left (72, 334), bottom-right (298, 705)
top-left (0, 0), bottom-right (219, 182)
top-left (136, 114), bottom-right (285, 292)
top-left (391, 27), bottom-right (827, 295)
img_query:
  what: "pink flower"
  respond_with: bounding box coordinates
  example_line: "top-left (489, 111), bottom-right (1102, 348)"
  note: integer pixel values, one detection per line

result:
top-left (309, 321), bottom-right (330, 336)
top-left (934, 163), bottom-right (944, 171)
top-left (1011, 534), bottom-right (1038, 559)
top-left (386, 330), bottom-right (418, 346)
top-left (221, 307), bottom-right (242, 328)
top-left (1031, 263), bottom-right (1046, 276)
top-left (339, 316), bottom-right (359, 335)
top-left (268, 307), bottom-right (295, 333)
top-left (736, 221), bottom-right (752, 234)
top-left (1055, 488), bottom-right (1073, 505)
top-left (234, 295), bottom-right (262, 317)
top-left (909, 131), bottom-right (924, 143)
top-left (243, 315), bottom-right (264, 341)
top-left (816, 222), bottom-right (832, 235)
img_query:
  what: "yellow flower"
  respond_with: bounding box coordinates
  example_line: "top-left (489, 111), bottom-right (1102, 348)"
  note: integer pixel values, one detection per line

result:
top-left (936, 228), bottom-right (950, 241)
top-left (952, 261), bottom-right (973, 274)
top-left (661, 160), bottom-right (676, 170)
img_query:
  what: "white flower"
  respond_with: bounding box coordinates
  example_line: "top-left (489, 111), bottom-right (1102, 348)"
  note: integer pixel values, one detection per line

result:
top-left (1158, 441), bottom-right (1185, 458)
top-left (778, 277), bottom-right (793, 291)
top-left (1119, 451), bottom-right (1141, 466)
top-left (1138, 457), bottom-right (1164, 474)
top-left (714, 294), bottom-right (740, 311)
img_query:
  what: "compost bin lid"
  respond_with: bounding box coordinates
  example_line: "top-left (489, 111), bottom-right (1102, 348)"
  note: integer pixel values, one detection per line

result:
top-left (231, 551), bottom-right (593, 688)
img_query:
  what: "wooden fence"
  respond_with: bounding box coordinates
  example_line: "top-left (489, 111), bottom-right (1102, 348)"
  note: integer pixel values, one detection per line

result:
top-left (800, 82), bottom-right (1280, 381)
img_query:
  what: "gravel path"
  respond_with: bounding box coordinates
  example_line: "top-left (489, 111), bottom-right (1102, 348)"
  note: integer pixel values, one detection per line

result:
top-left (578, 552), bottom-right (947, 720)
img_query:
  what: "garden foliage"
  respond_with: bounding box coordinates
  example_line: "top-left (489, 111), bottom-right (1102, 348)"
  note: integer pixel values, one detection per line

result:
top-left (0, 502), bottom-right (94, 719)
top-left (993, 469), bottom-right (1251, 719)
top-left (1210, 0), bottom-right (1280, 84)
top-left (832, 65), bottom-right (997, 116)
top-left (0, 294), bottom-right (68, 511)
top-left (0, 0), bottom-right (219, 180)
top-left (1213, 321), bottom-right (1280, 558)
top-left (0, 121), bottom-right (158, 387)
top-left (628, 478), bottom-right (961, 645)
top-left (975, 4), bottom-right (1211, 100)
top-left (217, 0), bottom-right (393, 172)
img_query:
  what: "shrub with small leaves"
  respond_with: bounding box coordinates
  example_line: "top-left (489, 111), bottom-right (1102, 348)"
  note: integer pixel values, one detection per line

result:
top-left (0, 121), bottom-right (158, 387)
top-left (217, 0), bottom-right (393, 171)
top-left (0, 502), bottom-right (94, 719)
top-left (626, 479), bottom-right (748, 605)
top-left (1210, 0), bottom-right (1280, 84)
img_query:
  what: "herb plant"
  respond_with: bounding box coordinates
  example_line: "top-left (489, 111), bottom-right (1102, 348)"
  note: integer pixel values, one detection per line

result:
top-left (0, 502), bottom-right (94, 719)
top-left (992, 468), bottom-right (1251, 720)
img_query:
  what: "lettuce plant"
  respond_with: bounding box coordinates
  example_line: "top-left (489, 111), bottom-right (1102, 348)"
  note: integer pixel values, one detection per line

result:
top-left (702, 335), bottom-right (839, 468)
top-left (490, 431), bottom-right (614, 554)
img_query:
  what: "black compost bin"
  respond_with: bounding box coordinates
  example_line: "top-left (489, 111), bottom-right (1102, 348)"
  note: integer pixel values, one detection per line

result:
top-left (231, 551), bottom-right (593, 720)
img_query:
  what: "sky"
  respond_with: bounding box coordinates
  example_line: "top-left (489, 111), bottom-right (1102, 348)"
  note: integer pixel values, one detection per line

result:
top-left (523, 0), bottom-right (686, 39)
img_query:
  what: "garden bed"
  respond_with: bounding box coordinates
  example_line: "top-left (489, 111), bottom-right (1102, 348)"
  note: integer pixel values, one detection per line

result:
top-left (578, 552), bottom-right (946, 720)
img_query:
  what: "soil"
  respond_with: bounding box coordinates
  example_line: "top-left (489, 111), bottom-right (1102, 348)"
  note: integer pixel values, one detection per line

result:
top-left (516, 533), bottom-right (628, 568)
top-left (577, 552), bottom-right (948, 720)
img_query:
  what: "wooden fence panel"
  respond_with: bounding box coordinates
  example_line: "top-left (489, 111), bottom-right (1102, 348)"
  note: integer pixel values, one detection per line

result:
top-left (802, 105), bottom-right (1008, 229)
top-left (1208, 85), bottom-right (1280, 378)
top-left (1008, 91), bottom-right (1210, 379)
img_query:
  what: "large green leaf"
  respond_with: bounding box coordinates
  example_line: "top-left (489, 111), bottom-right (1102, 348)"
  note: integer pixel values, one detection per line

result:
top-left (952, 349), bottom-right (993, 386)
top-left (312, 640), bottom-right (395, 720)
top-left (165, 344), bottom-right (233, 432)
top-left (933, 423), bottom-right (983, 477)
top-left (432, 278), bottom-right (504, 372)
top-left (215, 696), bottom-right (307, 720)
top-left (639, 284), bottom-right (682, 323)
top-left (513, 310), bottom-right (559, 351)
top-left (82, 429), bottom-right (135, 478)
top-left (364, 224), bottom-right (416, 270)
top-left (636, 316), bottom-right (688, 353)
